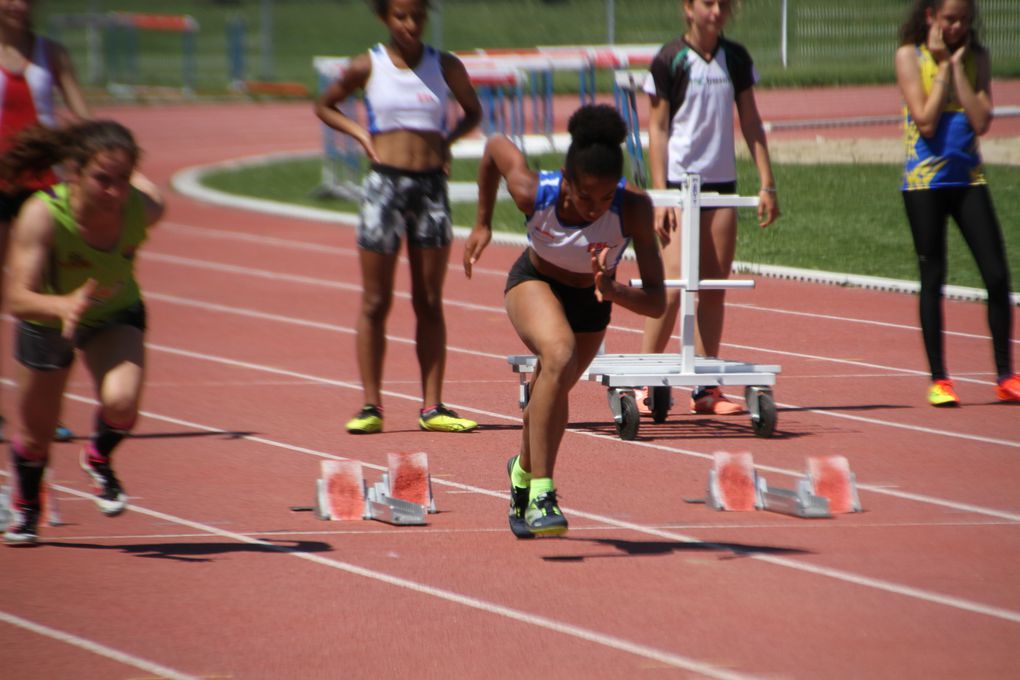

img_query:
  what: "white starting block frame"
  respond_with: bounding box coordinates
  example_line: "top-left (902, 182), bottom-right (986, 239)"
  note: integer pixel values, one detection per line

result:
top-left (508, 175), bottom-right (780, 440)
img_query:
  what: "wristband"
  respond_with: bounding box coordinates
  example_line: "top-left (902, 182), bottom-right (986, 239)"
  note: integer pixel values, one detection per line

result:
top-left (759, 187), bottom-right (777, 194)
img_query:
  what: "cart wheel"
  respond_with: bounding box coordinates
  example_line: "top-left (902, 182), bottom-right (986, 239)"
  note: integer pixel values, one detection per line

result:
top-left (616, 394), bottom-right (640, 440)
top-left (751, 391), bottom-right (777, 438)
top-left (651, 385), bottom-right (671, 424)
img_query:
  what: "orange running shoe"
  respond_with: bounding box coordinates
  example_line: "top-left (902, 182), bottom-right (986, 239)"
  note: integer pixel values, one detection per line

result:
top-left (995, 374), bottom-right (1020, 402)
top-left (690, 386), bottom-right (743, 415)
top-left (927, 379), bottom-right (960, 407)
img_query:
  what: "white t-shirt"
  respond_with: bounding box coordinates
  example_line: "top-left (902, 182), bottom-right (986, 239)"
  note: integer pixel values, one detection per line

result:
top-left (643, 37), bottom-right (757, 184)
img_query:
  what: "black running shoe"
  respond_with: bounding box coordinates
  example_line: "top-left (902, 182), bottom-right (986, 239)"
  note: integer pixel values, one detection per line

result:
top-left (525, 489), bottom-right (568, 536)
top-left (4, 502), bottom-right (40, 545)
top-left (506, 456), bottom-right (534, 539)
top-left (80, 449), bottom-right (127, 516)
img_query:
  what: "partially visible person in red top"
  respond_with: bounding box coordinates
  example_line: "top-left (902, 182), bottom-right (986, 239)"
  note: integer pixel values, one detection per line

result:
top-left (1, 0), bottom-right (91, 440)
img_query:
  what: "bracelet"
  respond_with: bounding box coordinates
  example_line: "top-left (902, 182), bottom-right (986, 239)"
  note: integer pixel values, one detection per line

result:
top-left (759, 187), bottom-right (777, 194)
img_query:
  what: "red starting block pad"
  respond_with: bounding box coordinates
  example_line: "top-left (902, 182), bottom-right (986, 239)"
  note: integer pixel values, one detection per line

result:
top-left (704, 452), bottom-right (862, 518)
top-left (315, 455), bottom-right (436, 525)
top-left (807, 455), bottom-right (862, 514)
top-left (317, 460), bottom-right (366, 521)
top-left (707, 451), bottom-right (760, 511)
top-left (387, 452), bottom-right (436, 513)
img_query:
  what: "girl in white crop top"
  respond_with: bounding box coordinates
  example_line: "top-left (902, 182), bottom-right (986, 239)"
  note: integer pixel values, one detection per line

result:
top-left (313, 0), bottom-right (482, 434)
top-left (464, 105), bottom-right (665, 536)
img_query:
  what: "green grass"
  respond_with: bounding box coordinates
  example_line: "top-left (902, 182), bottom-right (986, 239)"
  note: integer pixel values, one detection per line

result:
top-left (202, 155), bottom-right (1020, 292)
top-left (36, 0), bottom-right (1020, 96)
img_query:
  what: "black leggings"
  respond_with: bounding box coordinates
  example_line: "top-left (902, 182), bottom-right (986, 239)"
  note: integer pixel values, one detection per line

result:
top-left (902, 185), bottom-right (1013, 381)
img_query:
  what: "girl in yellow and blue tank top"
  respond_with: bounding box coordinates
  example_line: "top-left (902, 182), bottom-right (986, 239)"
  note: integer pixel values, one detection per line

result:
top-left (896, 0), bottom-right (1019, 406)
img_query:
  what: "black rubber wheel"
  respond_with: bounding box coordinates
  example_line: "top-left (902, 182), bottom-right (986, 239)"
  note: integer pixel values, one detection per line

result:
top-left (651, 386), bottom-right (671, 424)
top-left (751, 391), bottom-right (777, 438)
top-left (616, 394), bottom-right (640, 440)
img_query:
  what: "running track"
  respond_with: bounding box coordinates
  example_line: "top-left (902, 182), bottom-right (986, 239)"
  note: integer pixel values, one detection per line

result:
top-left (2, 87), bottom-right (1019, 679)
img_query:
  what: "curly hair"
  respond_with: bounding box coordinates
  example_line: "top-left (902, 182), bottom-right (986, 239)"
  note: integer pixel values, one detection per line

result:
top-left (0, 120), bottom-right (140, 184)
top-left (371, 0), bottom-right (430, 18)
top-left (564, 104), bottom-right (627, 181)
top-left (898, 0), bottom-right (984, 50)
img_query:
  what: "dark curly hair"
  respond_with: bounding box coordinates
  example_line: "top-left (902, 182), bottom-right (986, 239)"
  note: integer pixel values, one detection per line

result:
top-left (564, 104), bottom-right (627, 181)
top-left (0, 120), bottom-right (140, 184)
top-left (371, 0), bottom-right (431, 18)
top-left (898, 0), bottom-right (984, 50)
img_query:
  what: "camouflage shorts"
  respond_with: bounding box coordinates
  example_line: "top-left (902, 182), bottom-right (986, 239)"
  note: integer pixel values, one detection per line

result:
top-left (358, 165), bottom-right (452, 254)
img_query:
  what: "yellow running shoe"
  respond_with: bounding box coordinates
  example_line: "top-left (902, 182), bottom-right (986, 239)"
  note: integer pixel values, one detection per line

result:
top-left (346, 405), bottom-right (383, 434)
top-left (525, 489), bottom-right (568, 536)
top-left (928, 379), bottom-right (960, 407)
top-left (418, 404), bottom-right (477, 432)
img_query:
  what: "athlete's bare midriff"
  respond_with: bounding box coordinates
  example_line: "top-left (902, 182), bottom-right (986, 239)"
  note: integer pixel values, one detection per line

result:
top-left (373, 130), bottom-right (446, 172)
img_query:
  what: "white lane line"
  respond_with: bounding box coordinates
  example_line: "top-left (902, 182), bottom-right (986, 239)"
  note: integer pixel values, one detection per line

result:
top-left (156, 222), bottom-right (1008, 341)
top-left (727, 302), bottom-right (1012, 344)
top-left (143, 249), bottom-right (1001, 386)
top-left (142, 289), bottom-right (1017, 448)
top-left (29, 391), bottom-right (1020, 627)
top-left (145, 291), bottom-right (507, 361)
top-left (37, 482), bottom-right (760, 680)
top-left (142, 252), bottom-right (500, 314)
top-left (0, 611), bottom-right (200, 680)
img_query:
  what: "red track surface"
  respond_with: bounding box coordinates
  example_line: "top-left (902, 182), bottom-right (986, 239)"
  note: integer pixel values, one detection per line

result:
top-left (3, 87), bottom-right (1020, 679)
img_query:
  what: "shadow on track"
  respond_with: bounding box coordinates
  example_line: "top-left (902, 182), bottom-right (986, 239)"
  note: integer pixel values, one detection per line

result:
top-left (542, 536), bottom-right (810, 562)
top-left (43, 537), bottom-right (332, 563)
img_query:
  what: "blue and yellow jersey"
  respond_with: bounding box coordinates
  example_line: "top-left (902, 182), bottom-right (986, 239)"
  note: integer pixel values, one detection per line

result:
top-left (32, 183), bottom-right (148, 330)
top-left (902, 44), bottom-right (985, 191)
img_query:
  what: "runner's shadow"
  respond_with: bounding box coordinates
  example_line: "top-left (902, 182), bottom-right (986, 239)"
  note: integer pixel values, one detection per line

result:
top-left (542, 537), bottom-right (810, 563)
top-left (44, 537), bottom-right (331, 563)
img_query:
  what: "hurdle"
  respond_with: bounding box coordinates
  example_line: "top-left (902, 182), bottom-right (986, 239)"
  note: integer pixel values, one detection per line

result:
top-left (508, 174), bottom-right (780, 441)
top-left (104, 13), bottom-right (199, 96)
top-left (612, 70), bottom-right (649, 187)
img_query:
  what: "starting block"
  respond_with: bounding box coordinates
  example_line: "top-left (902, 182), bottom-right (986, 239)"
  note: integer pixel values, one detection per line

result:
top-left (315, 453), bottom-right (436, 526)
top-left (703, 452), bottom-right (861, 519)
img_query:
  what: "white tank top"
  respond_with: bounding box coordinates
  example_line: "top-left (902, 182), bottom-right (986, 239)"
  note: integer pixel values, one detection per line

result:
top-left (364, 44), bottom-right (447, 135)
top-left (526, 170), bottom-right (631, 275)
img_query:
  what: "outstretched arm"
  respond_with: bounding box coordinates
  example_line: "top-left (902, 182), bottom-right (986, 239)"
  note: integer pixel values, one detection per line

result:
top-left (463, 135), bottom-right (536, 278)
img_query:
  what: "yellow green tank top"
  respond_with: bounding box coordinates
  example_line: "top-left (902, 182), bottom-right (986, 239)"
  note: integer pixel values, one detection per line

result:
top-left (33, 183), bottom-right (148, 329)
top-left (902, 45), bottom-right (985, 191)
